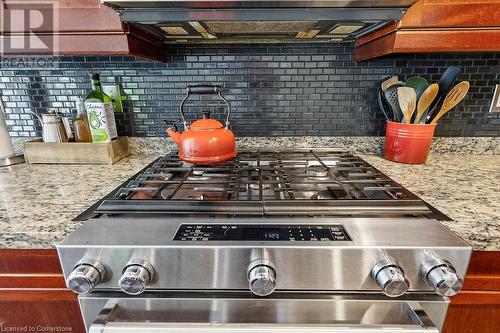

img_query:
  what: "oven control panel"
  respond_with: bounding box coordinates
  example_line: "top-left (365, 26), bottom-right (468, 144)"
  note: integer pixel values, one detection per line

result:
top-left (174, 224), bottom-right (351, 241)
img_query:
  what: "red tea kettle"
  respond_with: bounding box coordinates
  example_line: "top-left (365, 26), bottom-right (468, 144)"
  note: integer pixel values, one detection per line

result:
top-left (166, 86), bottom-right (237, 164)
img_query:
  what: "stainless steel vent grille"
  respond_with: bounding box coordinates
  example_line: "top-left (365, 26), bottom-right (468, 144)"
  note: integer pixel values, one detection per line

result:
top-left (206, 21), bottom-right (316, 34)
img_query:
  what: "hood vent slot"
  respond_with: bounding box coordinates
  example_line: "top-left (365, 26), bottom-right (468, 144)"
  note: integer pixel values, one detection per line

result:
top-left (160, 26), bottom-right (189, 35)
top-left (329, 24), bottom-right (365, 35)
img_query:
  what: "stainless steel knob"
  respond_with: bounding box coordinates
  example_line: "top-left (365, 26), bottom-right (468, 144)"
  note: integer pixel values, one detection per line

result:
top-left (371, 259), bottom-right (410, 297)
top-left (119, 259), bottom-right (155, 295)
top-left (247, 259), bottom-right (276, 296)
top-left (421, 258), bottom-right (463, 297)
top-left (66, 259), bottom-right (105, 294)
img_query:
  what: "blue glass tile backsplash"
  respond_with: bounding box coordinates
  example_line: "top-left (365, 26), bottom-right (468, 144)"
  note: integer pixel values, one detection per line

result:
top-left (1, 42), bottom-right (498, 137)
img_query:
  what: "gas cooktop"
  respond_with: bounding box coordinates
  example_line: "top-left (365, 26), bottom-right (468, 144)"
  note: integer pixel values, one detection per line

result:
top-left (61, 149), bottom-right (470, 333)
top-left (78, 149), bottom-right (434, 219)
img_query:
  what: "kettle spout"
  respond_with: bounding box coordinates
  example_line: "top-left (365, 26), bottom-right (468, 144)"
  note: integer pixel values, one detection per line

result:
top-left (166, 126), bottom-right (181, 146)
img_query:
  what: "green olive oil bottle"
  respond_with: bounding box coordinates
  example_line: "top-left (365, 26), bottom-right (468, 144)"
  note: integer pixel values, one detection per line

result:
top-left (84, 73), bottom-right (118, 142)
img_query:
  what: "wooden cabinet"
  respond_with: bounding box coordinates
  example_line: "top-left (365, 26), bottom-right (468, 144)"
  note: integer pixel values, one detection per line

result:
top-left (442, 251), bottom-right (500, 333)
top-left (0, 249), bottom-right (498, 332)
top-left (353, 0), bottom-right (500, 61)
top-left (0, 249), bottom-right (85, 332)
top-left (0, 0), bottom-right (164, 60)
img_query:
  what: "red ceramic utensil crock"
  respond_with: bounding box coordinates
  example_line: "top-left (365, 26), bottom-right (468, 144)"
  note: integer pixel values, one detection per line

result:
top-left (384, 120), bottom-right (436, 164)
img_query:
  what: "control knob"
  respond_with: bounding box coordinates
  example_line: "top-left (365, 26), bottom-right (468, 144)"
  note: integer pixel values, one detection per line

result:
top-left (119, 259), bottom-right (155, 295)
top-left (371, 259), bottom-right (410, 297)
top-left (247, 259), bottom-right (276, 296)
top-left (421, 258), bottom-right (463, 297)
top-left (66, 259), bottom-right (105, 294)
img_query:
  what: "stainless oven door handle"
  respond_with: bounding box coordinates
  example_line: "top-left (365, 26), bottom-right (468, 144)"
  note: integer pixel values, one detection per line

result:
top-left (89, 300), bottom-right (440, 333)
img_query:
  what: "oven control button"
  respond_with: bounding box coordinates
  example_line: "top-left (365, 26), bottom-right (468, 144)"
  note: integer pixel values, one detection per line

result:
top-left (66, 259), bottom-right (105, 294)
top-left (421, 258), bottom-right (463, 297)
top-left (247, 259), bottom-right (276, 297)
top-left (371, 259), bottom-right (410, 297)
top-left (119, 259), bottom-right (155, 295)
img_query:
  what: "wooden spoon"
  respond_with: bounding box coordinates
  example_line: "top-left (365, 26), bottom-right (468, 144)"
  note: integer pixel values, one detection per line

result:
top-left (397, 87), bottom-right (417, 124)
top-left (414, 83), bottom-right (439, 124)
top-left (430, 81), bottom-right (470, 124)
top-left (381, 76), bottom-right (399, 92)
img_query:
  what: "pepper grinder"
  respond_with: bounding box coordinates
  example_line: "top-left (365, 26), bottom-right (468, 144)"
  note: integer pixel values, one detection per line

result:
top-left (0, 93), bottom-right (25, 167)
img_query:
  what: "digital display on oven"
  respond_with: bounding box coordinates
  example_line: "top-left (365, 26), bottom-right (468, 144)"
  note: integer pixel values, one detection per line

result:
top-left (264, 230), bottom-right (281, 240)
top-left (173, 224), bottom-right (351, 241)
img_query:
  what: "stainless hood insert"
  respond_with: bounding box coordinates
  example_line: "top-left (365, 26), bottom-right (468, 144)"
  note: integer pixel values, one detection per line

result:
top-left (103, 1), bottom-right (417, 43)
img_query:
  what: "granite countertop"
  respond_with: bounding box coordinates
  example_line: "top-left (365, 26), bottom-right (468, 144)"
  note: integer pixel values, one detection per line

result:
top-left (0, 153), bottom-right (498, 250)
top-left (361, 155), bottom-right (499, 251)
top-left (0, 154), bottom-right (157, 248)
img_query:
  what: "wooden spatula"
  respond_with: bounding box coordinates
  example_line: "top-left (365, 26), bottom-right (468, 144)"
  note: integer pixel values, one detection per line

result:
top-left (381, 76), bottom-right (399, 92)
top-left (414, 83), bottom-right (439, 124)
top-left (430, 81), bottom-right (470, 124)
top-left (397, 87), bottom-right (416, 124)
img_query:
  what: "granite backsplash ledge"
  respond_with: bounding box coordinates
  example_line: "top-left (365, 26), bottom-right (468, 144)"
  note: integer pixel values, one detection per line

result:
top-left (127, 136), bottom-right (500, 156)
top-left (10, 136), bottom-right (499, 156)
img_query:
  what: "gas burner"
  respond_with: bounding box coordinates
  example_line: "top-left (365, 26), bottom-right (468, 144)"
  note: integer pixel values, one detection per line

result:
top-left (188, 170), bottom-right (211, 181)
top-left (306, 168), bottom-right (329, 178)
top-left (249, 182), bottom-right (271, 190)
top-left (248, 174), bottom-right (273, 190)
top-left (159, 173), bottom-right (173, 181)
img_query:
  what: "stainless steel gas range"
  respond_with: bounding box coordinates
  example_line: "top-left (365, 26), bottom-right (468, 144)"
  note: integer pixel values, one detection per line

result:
top-left (57, 149), bottom-right (472, 333)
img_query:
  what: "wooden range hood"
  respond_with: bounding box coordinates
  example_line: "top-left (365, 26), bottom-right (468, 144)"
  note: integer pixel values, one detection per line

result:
top-left (0, 0), bottom-right (165, 61)
top-left (353, 0), bottom-right (500, 61)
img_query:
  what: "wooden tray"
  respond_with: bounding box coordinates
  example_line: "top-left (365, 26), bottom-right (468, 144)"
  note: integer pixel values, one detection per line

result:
top-left (23, 136), bottom-right (130, 165)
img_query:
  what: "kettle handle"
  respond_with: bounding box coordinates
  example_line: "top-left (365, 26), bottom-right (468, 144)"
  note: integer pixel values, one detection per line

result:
top-left (179, 85), bottom-right (231, 130)
top-left (187, 86), bottom-right (220, 95)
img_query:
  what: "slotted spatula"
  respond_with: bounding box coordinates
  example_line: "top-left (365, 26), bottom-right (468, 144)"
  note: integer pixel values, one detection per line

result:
top-left (384, 83), bottom-right (404, 122)
top-left (414, 83), bottom-right (439, 124)
top-left (397, 87), bottom-right (417, 124)
top-left (430, 81), bottom-right (470, 124)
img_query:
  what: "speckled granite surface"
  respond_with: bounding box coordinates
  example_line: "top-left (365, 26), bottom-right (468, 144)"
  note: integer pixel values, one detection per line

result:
top-left (126, 136), bottom-right (500, 156)
top-left (361, 155), bottom-right (500, 251)
top-left (10, 136), bottom-right (500, 156)
top-left (0, 154), bottom-right (157, 248)
top-left (0, 151), bottom-right (498, 250)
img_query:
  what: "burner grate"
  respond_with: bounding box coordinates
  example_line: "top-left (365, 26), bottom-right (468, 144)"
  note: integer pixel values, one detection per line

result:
top-left (97, 149), bottom-right (430, 216)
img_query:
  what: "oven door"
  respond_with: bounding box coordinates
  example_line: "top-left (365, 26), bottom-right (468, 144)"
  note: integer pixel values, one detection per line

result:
top-left (81, 292), bottom-right (448, 333)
